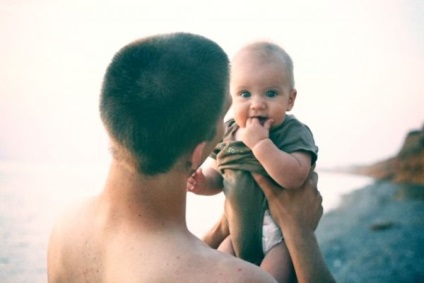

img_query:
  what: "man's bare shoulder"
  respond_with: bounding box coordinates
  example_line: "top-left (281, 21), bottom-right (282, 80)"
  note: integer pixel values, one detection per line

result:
top-left (203, 249), bottom-right (277, 282)
top-left (47, 197), bottom-right (98, 282)
top-left (47, 197), bottom-right (277, 283)
top-left (49, 197), bottom-right (96, 240)
top-left (157, 237), bottom-right (277, 283)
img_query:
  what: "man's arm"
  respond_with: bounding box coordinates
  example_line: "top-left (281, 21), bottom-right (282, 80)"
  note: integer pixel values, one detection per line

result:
top-left (253, 171), bottom-right (335, 283)
top-left (201, 212), bottom-right (229, 248)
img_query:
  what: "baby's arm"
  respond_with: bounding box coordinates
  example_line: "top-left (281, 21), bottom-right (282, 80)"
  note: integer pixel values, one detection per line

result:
top-left (239, 118), bottom-right (311, 190)
top-left (187, 157), bottom-right (223, 195)
top-left (254, 141), bottom-right (311, 190)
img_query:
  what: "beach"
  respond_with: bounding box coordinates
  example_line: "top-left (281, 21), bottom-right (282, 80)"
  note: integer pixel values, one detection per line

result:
top-left (316, 180), bottom-right (424, 282)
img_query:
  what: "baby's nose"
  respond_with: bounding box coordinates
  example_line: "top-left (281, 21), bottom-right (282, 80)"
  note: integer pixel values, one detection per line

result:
top-left (251, 96), bottom-right (265, 109)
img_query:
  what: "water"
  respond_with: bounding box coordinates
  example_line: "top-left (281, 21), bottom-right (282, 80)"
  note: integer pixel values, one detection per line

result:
top-left (0, 162), bottom-right (372, 282)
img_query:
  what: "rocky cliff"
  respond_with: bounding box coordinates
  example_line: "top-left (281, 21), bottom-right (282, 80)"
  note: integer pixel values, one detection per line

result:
top-left (352, 123), bottom-right (424, 185)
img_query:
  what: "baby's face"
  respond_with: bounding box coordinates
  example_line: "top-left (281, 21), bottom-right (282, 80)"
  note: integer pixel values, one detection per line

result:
top-left (230, 51), bottom-right (296, 129)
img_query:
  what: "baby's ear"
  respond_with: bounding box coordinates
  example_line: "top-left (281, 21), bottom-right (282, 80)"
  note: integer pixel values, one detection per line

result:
top-left (190, 142), bottom-right (207, 170)
top-left (287, 89), bottom-right (297, 111)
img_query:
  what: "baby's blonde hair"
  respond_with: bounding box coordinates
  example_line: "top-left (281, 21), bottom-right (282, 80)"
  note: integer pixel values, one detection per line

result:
top-left (238, 41), bottom-right (295, 88)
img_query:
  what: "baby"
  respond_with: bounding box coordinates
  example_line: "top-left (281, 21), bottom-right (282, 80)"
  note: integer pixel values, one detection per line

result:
top-left (188, 41), bottom-right (318, 282)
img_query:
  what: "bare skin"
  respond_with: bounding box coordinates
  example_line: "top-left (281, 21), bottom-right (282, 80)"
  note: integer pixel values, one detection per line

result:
top-left (47, 153), bottom-right (333, 282)
top-left (253, 172), bottom-right (335, 283)
top-left (48, 157), bottom-right (277, 283)
top-left (200, 171), bottom-right (334, 283)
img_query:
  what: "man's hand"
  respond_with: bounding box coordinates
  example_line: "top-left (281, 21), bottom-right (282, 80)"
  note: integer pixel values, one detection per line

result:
top-left (252, 171), bottom-right (322, 234)
top-left (254, 171), bottom-right (335, 283)
top-left (238, 117), bottom-right (273, 149)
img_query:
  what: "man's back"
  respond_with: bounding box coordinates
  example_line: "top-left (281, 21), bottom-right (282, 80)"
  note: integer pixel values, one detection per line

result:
top-left (48, 194), bottom-right (276, 283)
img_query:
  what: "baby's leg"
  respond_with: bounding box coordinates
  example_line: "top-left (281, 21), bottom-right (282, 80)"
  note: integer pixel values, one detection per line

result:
top-left (217, 235), bottom-right (235, 256)
top-left (260, 241), bottom-right (297, 283)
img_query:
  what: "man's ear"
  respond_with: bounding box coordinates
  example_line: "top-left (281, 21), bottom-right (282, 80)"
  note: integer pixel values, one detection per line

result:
top-left (190, 142), bottom-right (207, 170)
top-left (287, 88), bottom-right (297, 111)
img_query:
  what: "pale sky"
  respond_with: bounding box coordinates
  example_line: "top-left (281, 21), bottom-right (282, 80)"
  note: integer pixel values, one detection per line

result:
top-left (1, 0), bottom-right (423, 167)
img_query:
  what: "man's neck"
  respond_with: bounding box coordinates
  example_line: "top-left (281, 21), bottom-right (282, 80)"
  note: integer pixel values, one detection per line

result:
top-left (99, 159), bottom-right (189, 231)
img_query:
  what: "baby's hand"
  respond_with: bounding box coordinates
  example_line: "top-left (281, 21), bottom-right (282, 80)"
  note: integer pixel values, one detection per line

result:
top-left (239, 117), bottom-right (273, 149)
top-left (187, 168), bottom-right (207, 194)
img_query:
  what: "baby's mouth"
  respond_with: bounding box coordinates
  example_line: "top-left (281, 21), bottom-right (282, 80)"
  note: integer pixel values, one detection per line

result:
top-left (252, 116), bottom-right (268, 125)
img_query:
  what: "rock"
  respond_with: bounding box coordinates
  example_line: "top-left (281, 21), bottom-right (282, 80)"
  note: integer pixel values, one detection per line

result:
top-left (352, 123), bottom-right (424, 185)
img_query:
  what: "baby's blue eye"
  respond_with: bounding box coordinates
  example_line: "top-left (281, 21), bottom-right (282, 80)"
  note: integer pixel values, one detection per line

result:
top-left (240, 91), bottom-right (251, 98)
top-left (266, 90), bottom-right (278, 98)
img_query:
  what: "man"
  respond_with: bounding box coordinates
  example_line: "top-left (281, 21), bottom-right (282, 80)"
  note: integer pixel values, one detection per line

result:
top-left (47, 32), bottom-right (334, 282)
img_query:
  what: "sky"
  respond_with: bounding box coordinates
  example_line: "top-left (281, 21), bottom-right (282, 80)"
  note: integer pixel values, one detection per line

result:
top-left (1, 0), bottom-right (423, 168)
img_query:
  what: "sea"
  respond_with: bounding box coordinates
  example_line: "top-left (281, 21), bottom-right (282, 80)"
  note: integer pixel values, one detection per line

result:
top-left (0, 161), bottom-right (372, 283)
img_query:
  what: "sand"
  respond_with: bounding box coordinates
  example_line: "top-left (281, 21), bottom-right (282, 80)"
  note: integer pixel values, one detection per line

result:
top-left (315, 181), bottom-right (424, 282)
